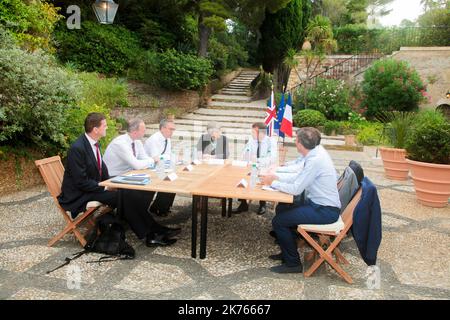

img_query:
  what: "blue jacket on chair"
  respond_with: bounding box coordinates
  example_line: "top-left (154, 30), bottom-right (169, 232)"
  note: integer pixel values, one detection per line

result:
top-left (351, 177), bottom-right (382, 266)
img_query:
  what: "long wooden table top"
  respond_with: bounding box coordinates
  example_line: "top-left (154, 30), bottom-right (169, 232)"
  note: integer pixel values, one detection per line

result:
top-left (100, 163), bottom-right (293, 203)
top-left (99, 163), bottom-right (223, 195)
top-left (191, 165), bottom-right (293, 203)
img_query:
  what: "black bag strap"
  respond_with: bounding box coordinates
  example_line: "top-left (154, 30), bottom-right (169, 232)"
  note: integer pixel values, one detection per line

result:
top-left (46, 250), bottom-right (87, 274)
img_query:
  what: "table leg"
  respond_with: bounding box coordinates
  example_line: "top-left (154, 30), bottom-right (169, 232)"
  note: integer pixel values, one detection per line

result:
top-left (227, 198), bottom-right (232, 218)
top-left (221, 198), bottom-right (226, 217)
top-left (191, 195), bottom-right (198, 258)
top-left (200, 196), bottom-right (208, 259)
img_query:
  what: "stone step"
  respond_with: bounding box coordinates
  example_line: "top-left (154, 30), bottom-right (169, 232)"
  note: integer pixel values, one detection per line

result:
top-left (181, 114), bottom-right (265, 124)
top-left (217, 90), bottom-right (250, 96)
top-left (209, 101), bottom-right (265, 109)
top-left (229, 80), bottom-right (253, 85)
top-left (220, 87), bottom-right (249, 92)
top-left (226, 84), bottom-right (250, 89)
top-left (193, 108), bottom-right (264, 118)
top-left (211, 94), bottom-right (252, 103)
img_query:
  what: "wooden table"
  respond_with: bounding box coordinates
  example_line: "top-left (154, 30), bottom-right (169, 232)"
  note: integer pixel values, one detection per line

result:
top-left (190, 165), bottom-right (293, 259)
top-left (100, 163), bottom-right (293, 259)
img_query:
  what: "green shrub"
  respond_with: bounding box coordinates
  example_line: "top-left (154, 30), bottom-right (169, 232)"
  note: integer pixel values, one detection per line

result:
top-left (298, 78), bottom-right (352, 120)
top-left (0, 44), bottom-right (79, 154)
top-left (405, 111), bottom-right (450, 164)
top-left (324, 121), bottom-right (340, 135)
top-left (377, 111), bottom-right (416, 148)
top-left (54, 21), bottom-right (142, 75)
top-left (128, 50), bottom-right (160, 86)
top-left (0, 0), bottom-right (62, 52)
top-left (362, 59), bottom-right (425, 118)
top-left (63, 102), bottom-right (119, 154)
top-left (293, 109), bottom-right (326, 128)
top-left (158, 49), bottom-right (213, 90)
top-left (76, 72), bottom-right (129, 108)
top-left (356, 122), bottom-right (386, 146)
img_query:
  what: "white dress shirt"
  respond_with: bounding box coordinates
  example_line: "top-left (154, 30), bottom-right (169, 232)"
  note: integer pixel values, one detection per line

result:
top-left (271, 145), bottom-right (341, 209)
top-left (144, 131), bottom-right (172, 160)
top-left (103, 134), bottom-right (154, 176)
top-left (241, 135), bottom-right (278, 163)
top-left (85, 133), bottom-right (101, 164)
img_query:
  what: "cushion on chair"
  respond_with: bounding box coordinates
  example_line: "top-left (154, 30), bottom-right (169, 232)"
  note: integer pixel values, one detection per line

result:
top-left (86, 201), bottom-right (102, 209)
top-left (298, 216), bottom-right (345, 235)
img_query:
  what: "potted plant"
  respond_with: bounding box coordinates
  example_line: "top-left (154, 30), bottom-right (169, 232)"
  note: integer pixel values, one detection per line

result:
top-left (378, 112), bottom-right (416, 180)
top-left (405, 111), bottom-right (450, 208)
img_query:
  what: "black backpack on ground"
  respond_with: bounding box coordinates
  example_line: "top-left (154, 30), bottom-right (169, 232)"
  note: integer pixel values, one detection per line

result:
top-left (46, 213), bottom-right (135, 274)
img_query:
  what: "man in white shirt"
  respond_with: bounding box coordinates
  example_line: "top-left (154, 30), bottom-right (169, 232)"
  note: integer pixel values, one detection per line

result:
top-left (261, 127), bottom-right (341, 274)
top-left (233, 122), bottom-right (278, 215)
top-left (104, 119), bottom-right (155, 177)
top-left (144, 119), bottom-right (176, 216)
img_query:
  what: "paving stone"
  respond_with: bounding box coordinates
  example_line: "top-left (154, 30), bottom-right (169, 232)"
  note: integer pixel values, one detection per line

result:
top-left (115, 261), bottom-right (194, 295)
top-left (378, 229), bottom-right (450, 289)
top-left (231, 277), bottom-right (305, 300)
top-left (328, 286), bottom-right (385, 300)
top-left (7, 287), bottom-right (74, 300)
top-left (0, 245), bottom-right (59, 272)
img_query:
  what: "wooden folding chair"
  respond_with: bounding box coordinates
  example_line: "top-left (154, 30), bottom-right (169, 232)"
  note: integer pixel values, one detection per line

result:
top-left (297, 188), bottom-right (362, 284)
top-left (35, 156), bottom-right (107, 247)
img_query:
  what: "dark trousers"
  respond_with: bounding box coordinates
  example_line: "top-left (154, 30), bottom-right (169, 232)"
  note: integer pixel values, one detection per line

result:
top-left (239, 199), bottom-right (266, 207)
top-left (151, 192), bottom-right (176, 213)
top-left (117, 189), bottom-right (165, 239)
top-left (272, 200), bottom-right (340, 266)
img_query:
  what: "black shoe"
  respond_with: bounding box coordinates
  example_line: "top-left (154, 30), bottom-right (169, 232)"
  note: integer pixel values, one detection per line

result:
top-left (146, 234), bottom-right (177, 247)
top-left (156, 211), bottom-right (169, 217)
top-left (161, 226), bottom-right (181, 238)
top-left (269, 253), bottom-right (284, 261)
top-left (232, 202), bottom-right (249, 214)
top-left (257, 205), bottom-right (266, 215)
top-left (270, 263), bottom-right (303, 274)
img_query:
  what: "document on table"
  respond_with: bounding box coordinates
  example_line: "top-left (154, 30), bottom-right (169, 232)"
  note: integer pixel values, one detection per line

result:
top-left (262, 185), bottom-right (279, 192)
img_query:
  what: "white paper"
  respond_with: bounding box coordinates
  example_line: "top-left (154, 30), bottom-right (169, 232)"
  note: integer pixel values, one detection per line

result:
top-left (126, 173), bottom-right (149, 178)
top-left (183, 165), bottom-right (194, 171)
top-left (164, 173), bottom-right (178, 181)
top-left (236, 178), bottom-right (248, 188)
top-left (232, 160), bottom-right (248, 167)
top-left (208, 159), bottom-right (225, 165)
top-left (262, 185), bottom-right (279, 192)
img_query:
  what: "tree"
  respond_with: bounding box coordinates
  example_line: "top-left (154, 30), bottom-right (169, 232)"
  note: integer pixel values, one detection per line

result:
top-left (258, 0), bottom-right (312, 90)
top-left (367, 0), bottom-right (393, 27)
top-left (321, 0), bottom-right (349, 26)
top-left (420, 0), bottom-right (447, 11)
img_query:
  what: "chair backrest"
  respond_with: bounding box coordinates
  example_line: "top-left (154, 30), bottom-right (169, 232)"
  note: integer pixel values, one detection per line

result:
top-left (341, 188), bottom-right (362, 226)
top-left (35, 156), bottom-right (65, 199)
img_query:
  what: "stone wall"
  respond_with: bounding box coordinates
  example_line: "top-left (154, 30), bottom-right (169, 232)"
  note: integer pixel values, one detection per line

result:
top-left (0, 156), bottom-right (44, 195)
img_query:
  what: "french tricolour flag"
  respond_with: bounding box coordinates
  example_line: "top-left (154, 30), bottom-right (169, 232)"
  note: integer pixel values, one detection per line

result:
top-left (280, 92), bottom-right (293, 137)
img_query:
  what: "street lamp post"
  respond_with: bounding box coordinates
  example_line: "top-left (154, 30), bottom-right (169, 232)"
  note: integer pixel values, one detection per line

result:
top-left (92, 0), bottom-right (119, 24)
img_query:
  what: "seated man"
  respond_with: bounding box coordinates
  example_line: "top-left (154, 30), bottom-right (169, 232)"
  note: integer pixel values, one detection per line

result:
top-left (144, 119), bottom-right (177, 217)
top-left (103, 118), bottom-right (155, 176)
top-left (58, 113), bottom-right (178, 247)
top-left (196, 121), bottom-right (229, 160)
top-left (234, 122), bottom-right (278, 215)
top-left (261, 127), bottom-right (341, 273)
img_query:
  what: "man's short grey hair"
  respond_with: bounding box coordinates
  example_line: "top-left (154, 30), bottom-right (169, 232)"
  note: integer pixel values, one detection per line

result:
top-left (159, 118), bottom-right (174, 130)
top-left (296, 127), bottom-right (321, 150)
top-left (207, 121), bottom-right (221, 134)
top-left (127, 118), bottom-right (144, 133)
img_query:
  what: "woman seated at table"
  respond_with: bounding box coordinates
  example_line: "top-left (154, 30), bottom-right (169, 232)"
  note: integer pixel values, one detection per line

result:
top-left (196, 122), bottom-right (229, 160)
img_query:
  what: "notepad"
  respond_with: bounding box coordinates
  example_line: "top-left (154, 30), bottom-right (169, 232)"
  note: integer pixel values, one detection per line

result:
top-left (111, 176), bottom-right (151, 185)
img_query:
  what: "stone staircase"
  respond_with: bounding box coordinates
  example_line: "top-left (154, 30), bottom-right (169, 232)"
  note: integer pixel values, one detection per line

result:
top-left (145, 70), bottom-right (353, 159)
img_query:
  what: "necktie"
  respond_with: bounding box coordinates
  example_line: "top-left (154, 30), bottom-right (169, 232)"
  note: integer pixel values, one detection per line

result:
top-left (257, 140), bottom-right (260, 158)
top-left (94, 142), bottom-right (102, 177)
top-left (162, 139), bottom-right (168, 155)
top-left (131, 142), bottom-right (136, 157)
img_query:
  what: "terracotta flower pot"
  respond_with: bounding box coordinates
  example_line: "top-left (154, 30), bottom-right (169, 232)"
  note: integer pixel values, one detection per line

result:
top-left (406, 159), bottom-right (450, 208)
top-left (379, 147), bottom-right (409, 180)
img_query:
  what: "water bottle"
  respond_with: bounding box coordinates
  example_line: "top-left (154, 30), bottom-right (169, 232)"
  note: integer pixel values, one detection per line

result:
top-left (156, 156), bottom-right (165, 179)
top-left (170, 152), bottom-right (177, 171)
top-left (250, 163), bottom-right (258, 189)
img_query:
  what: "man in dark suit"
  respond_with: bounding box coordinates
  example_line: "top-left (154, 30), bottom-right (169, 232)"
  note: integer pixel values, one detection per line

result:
top-left (58, 113), bottom-right (179, 247)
